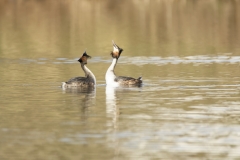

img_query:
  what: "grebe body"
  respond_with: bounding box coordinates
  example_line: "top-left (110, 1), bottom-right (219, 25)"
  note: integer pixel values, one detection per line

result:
top-left (105, 41), bottom-right (142, 86)
top-left (62, 51), bottom-right (96, 88)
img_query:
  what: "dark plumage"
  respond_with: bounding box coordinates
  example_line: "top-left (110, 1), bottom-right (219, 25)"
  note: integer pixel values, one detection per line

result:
top-left (115, 76), bottom-right (142, 86)
top-left (64, 76), bottom-right (95, 87)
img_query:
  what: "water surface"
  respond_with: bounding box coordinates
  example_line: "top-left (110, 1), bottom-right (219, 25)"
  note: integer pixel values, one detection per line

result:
top-left (0, 0), bottom-right (240, 160)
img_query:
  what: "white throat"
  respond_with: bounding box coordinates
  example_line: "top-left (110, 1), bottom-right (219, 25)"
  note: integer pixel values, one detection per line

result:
top-left (81, 64), bottom-right (96, 85)
top-left (105, 58), bottom-right (118, 86)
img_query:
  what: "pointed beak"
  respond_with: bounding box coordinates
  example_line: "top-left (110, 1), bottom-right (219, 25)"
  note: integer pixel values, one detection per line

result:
top-left (112, 40), bottom-right (118, 49)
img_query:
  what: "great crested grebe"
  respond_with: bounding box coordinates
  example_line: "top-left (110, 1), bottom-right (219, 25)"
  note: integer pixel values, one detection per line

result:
top-left (105, 40), bottom-right (142, 86)
top-left (62, 51), bottom-right (96, 88)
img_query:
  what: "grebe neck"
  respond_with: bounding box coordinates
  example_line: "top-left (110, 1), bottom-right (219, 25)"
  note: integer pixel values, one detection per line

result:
top-left (81, 64), bottom-right (96, 85)
top-left (107, 58), bottom-right (117, 73)
top-left (105, 58), bottom-right (118, 86)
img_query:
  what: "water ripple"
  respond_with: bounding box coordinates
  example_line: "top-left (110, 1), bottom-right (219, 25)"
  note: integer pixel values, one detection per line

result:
top-left (8, 55), bottom-right (240, 65)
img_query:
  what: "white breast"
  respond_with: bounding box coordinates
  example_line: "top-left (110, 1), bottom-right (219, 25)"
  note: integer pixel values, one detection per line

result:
top-left (105, 70), bottom-right (119, 87)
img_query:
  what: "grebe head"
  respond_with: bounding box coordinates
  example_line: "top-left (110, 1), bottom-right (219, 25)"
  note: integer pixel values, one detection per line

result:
top-left (111, 40), bottom-right (123, 59)
top-left (78, 51), bottom-right (91, 64)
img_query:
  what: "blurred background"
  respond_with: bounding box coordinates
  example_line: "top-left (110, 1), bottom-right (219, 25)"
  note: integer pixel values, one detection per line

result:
top-left (0, 0), bottom-right (240, 160)
top-left (1, 0), bottom-right (240, 58)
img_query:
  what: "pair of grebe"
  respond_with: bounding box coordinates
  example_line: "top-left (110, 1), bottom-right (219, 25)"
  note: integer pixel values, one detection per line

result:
top-left (62, 41), bottom-right (142, 88)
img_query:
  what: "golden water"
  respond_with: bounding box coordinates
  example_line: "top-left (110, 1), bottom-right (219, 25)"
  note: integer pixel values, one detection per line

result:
top-left (0, 0), bottom-right (240, 159)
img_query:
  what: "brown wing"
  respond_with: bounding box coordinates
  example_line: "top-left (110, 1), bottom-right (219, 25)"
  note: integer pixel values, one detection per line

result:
top-left (65, 77), bottom-right (94, 87)
top-left (115, 76), bottom-right (142, 86)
